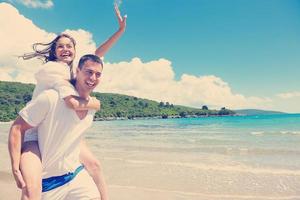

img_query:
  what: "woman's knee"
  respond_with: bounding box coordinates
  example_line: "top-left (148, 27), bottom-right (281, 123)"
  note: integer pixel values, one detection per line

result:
top-left (25, 184), bottom-right (42, 199)
top-left (20, 142), bottom-right (42, 200)
top-left (22, 183), bottom-right (42, 200)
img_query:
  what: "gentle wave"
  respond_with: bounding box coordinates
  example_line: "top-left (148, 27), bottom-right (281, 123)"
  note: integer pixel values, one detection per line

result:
top-left (250, 131), bottom-right (264, 135)
top-left (104, 157), bottom-right (300, 176)
top-left (97, 143), bottom-right (300, 156)
top-left (109, 184), bottom-right (300, 200)
top-left (0, 121), bottom-right (12, 125)
top-left (280, 131), bottom-right (300, 135)
top-left (249, 130), bottom-right (300, 136)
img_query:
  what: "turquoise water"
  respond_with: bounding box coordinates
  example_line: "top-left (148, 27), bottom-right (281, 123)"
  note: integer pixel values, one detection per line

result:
top-left (87, 114), bottom-right (300, 168)
top-left (2, 114), bottom-right (300, 199)
top-left (83, 114), bottom-right (300, 198)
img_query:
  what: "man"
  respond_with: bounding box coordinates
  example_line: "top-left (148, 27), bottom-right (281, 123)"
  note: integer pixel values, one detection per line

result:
top-left (8, 54), bottom-right (103, 200)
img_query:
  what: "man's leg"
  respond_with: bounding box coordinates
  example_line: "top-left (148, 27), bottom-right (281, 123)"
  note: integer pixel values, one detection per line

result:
top-left (66, 169), bottom-right (100, 200)
top-left (41, 182), bottom-right (69, 200)
top-left (80, 140), bottom-right (108, 200)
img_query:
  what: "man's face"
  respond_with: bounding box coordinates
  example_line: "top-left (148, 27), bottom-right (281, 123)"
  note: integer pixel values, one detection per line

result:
top-left (76, 60), bottom-right (103, 94)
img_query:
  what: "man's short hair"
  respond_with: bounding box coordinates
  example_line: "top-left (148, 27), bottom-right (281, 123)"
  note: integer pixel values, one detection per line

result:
top-left (78, 54), bottom-right (103, 70)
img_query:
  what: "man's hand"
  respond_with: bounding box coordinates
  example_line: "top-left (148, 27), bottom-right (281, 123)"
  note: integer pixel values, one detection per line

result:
top-left (12, 168), bottom-right (26, 189)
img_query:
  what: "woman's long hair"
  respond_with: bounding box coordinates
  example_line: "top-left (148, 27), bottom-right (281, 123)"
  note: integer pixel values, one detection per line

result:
top-left (21, 33), bottom-right (76, 65)
top-left (20, 33), bottom-right (76, 79)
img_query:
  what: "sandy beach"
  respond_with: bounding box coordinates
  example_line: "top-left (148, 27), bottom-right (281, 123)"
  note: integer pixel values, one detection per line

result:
top-left (0, 172), bottom-right (21, 197)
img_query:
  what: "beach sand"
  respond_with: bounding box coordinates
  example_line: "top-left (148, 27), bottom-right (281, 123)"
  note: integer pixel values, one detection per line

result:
top-left (0, 157), bottom-right (202, 200)
top-left (0, 171), bottom-right (21, 198)
top-left (0, 177), bottom-right (200, 200)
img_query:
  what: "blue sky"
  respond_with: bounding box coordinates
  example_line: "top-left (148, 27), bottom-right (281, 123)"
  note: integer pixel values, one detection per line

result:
top-left (1, 0), bottom-right (300, 112)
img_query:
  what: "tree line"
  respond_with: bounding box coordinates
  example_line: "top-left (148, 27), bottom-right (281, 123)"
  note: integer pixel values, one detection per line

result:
top-left (0, 81), bottom-right (235, 122)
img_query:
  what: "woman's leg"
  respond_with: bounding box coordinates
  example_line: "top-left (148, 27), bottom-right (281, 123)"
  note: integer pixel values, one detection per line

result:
top-left (80, 140), bottom-right (108, 200)
top-left (20, 141), bottom-right (42, 200)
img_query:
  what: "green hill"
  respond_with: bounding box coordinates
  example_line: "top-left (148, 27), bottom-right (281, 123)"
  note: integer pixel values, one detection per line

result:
top-left (0, 81), bottom-right (235, 122)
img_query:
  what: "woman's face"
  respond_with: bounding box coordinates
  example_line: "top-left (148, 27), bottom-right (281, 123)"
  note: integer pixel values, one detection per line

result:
top-left (55, 37), bottom-right (76, 65)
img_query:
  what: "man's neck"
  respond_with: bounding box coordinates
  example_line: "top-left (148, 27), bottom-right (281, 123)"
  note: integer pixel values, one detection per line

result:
top-left (75, 84), bottom-right (90, 100)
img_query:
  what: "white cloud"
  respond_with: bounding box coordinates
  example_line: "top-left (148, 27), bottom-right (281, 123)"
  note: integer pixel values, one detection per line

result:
top-left (8, 0), bottom-right (53, 9)
top-left (0, 2), bottom-right (96, 83)
top-left (97, 58), bottom-right (272, 110)
top-left (277, 91), bottom-right (300, 99)
top-left (0, 66), bottom-right (14, 82)
top-left (2, 3), bottom-right (298, 112)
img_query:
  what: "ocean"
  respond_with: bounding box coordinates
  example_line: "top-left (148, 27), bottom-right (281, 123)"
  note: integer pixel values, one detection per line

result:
top-left (1, 114), bottom-right (300, 199)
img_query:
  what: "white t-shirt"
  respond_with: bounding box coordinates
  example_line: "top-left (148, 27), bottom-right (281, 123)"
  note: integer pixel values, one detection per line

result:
top-left (20, 89), bottom-right (95, 178)
top-left (24, 61), bottom-right (78, 141)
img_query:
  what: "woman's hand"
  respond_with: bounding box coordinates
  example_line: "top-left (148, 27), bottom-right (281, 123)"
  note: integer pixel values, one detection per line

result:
top-left (114, 3), bottom-right (127, 32)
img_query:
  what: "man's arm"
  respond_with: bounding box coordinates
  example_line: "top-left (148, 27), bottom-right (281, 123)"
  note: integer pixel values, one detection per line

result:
top-left (8, 116), bottom-right (33, 189)
top-left (8, 91), bottom-right (50, 189)
top-left (95, 4), bottom-right (127, 58)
